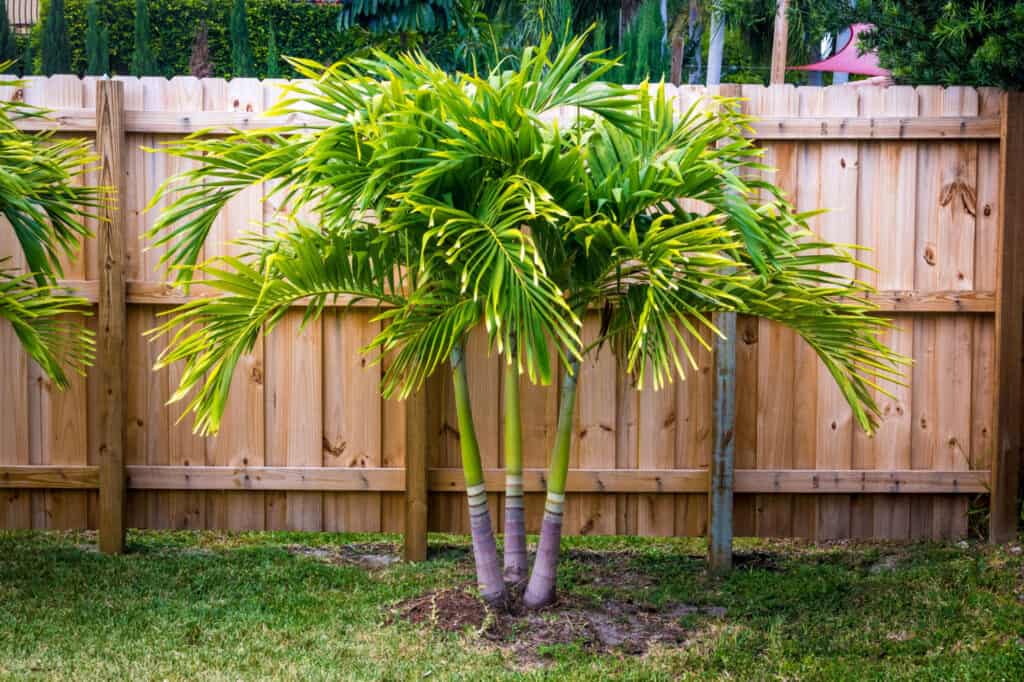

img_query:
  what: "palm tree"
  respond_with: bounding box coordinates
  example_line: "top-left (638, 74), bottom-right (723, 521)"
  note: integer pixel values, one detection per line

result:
top-left (145, 36), bottom-right (636, 605)
top-left (518, 85), bottom-right (905, 607)
top-left (145, 38), bottom-right (903, 609)
top-left (1, 72), bottom-right (100, 387)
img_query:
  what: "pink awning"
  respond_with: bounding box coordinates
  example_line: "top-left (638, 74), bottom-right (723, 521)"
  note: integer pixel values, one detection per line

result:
top-left (790, 24), bottom-right (890, 77)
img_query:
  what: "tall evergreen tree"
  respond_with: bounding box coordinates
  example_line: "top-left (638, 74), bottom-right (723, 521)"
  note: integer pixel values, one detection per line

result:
top-left (85, 0), bottom-right (110, 76)
top-left (21, 29), bottom-right (35, 76)
top-left (41, 0), bottom-right (70, 75)
top-left (131, 0), bottom-right (159, 76)
top-left (265, 19), bottom-right (280, 78)
top-left (229, 0), bottom-right (255, 78)
top-left (0, 0), bottom-right (17, 72)
top-left (189, 21), bottom-right (214, 78)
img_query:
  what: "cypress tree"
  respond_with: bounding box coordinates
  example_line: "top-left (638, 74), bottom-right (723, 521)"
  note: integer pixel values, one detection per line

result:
top-left (189, 21), bottom-right (214, 78)
top-left (265, 19), bottom-right (280, 78)
top-left (41, 0), bottom-right (70, 76)
top-left (21, 28), bottom-right (35, 76)
top-left (131, 0), bottom-right (159, 76)
top-left (0, 1), bottom-right (17, 72)
top-left (85, 0), bottom-right (110, 76)
top-left (229, 0), bottom-right (255, 78)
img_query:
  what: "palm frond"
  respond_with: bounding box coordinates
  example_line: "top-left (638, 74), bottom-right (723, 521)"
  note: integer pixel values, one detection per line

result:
top-left (1, 84), bottom-right (100, 387)
top-left (0, 265), bottom-right (94, 389)
top-left (150, 222), bottom-right (405, 434)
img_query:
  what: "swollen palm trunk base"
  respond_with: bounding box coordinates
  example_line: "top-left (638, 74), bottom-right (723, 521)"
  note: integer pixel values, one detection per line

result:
top-left (522, 493), bottom-right (565, 608)
top-left (468, 484), bottom-right (505, 605)
top-left (503, 475), bottom-right (527, 583)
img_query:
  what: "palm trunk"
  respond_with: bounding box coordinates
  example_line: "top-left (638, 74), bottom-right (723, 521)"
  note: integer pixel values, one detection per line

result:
top-left (451, 342), bottom-right (506, 606)
top-left (522, 358), bottom-right (580, 609)
top-left (502, 350), bottom-right (528, 583)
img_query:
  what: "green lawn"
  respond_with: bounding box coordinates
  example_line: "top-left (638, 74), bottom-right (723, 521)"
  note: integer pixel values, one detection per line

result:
top-left (1, 530), bottom-right (1022, 680)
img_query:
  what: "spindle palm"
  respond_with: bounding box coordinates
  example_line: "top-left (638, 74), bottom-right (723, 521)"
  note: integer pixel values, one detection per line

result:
top-left (146, 35), bottom-right (636, 604)
top-left (145, 38), bottom-right (904, 612)
top-left (513, 85), bottom-right (906, 607)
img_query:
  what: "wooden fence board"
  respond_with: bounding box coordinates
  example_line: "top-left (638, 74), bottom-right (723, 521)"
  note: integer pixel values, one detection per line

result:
top-left (0, 84), bottom-right (31, 527)
top-left (754, 85), bottom-right (799, 537)
top-left (815, 85), bottom-right (860, 539)
top-left (568, 315), bottom-right (618, 536)
top-left (323, 310), bottom-right (382, 532)
top-left (0, 78), bottom-right (1005, 540)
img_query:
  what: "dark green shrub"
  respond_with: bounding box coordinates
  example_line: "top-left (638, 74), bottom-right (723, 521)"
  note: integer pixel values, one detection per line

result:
top-left (0, 0), bottom-right (17, 70)
top-left (852, 0), bottom-right (1024, 88)
top-left (131, 0), bottom-right (160, 75)
top-left (59, 0), bottom-right (393, 78)
top-left (229, 0), bottom-right (254, 77)
top-left (41, 0), bottom-right (70, 75)
top-left (265, 18), bottom-right (279, 78)
top-left (85, 0), bottom-right (110, 75)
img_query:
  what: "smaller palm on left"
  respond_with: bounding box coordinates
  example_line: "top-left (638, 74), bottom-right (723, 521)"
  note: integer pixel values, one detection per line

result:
top-left (0, 69), bottom-right (103, 387)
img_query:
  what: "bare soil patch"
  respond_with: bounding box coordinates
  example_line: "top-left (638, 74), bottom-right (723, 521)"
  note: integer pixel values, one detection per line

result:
top-left (391, 584), bottom-right (725, 659)
top-left (287, 543), bottom-right (400, 569)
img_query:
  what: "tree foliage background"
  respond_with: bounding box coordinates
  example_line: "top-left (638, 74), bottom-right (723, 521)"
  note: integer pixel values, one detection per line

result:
top-left (11, 1), bottom-right (1024, 87)
top-left (848, 0), bottom-right (1024, 89)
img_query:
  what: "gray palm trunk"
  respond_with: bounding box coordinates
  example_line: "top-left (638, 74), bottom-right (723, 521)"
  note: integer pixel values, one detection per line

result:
top-left (502, 355), bottom-right (528, 583)
top-left (522, 359), bottom-right (580, 609)
top-left (450, 342), bottom-right (506, 605)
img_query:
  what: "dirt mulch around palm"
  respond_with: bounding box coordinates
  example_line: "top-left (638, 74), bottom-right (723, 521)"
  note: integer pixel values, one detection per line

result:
top-left (391, 585), bottom-right (725, 658)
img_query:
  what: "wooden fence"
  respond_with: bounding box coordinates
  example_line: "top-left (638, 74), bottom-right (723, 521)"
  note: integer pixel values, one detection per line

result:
top-left (1, 76), bottom-right (1021, 550)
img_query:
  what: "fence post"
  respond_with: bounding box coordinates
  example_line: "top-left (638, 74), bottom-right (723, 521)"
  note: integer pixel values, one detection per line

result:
top-left (990, 91), bottom-right (1024, 544)
top-left (96, 79), bottom-right (127, 555)
top-left (708, 84), bottom-right (742, 573)
top-left (404, 388), bottom-right (429, 561)
top-left (709, 312), bottom-right (737, 573)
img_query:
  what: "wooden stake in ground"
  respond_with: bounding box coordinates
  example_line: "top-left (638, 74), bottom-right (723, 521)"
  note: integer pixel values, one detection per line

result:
top-left (96, 79), bottom-right (127, 554)
top-left (770, 0), bottom-right (789, 85)
top-left (404, 389), bottom-right (429, 561)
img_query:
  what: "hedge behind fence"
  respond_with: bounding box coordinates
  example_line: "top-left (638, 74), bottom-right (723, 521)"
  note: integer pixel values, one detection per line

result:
top-left (39, 0), bottom-right (396, 78)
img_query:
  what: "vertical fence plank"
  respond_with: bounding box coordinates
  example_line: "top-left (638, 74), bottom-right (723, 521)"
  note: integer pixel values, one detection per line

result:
top-left (755, 85), bottom-right (798, 537)
top-left (96, 79), bottom-right (127, 554)
top-left (971, 88), bottom-right (1001, 480)
top-left (990, 91), bottom-right (1024, 543)
top-left (734, 85), bottom-right (762, 538)
top-left (28, 76), bottom-right (90, 530)
top-left (204, 78), bottom-right (266, 531)
top-left (792, 86), bottom-right (823, 540)
top-left (676, 87), bottom-right (716, 538)
top-left (637, 378), bottom-right (677, 537)
top-left (858, 85), bottom-right (917, 540)
top-left (0, 77), bottom-right (31, 529)
top-left (160, 77), bottom-right (206, 530)
top-left (816, 85), bottom-right (860, 539)
top-left (323, 310), bottom-right (382, 532)
top-left (266, 313), bottom-right (323, 531)
top-left (919, 87), bottom-right (978, 540)
top-left (615, 368), bottom-right (640, 535)
top-left (568, 315), bottom-right (617, 536)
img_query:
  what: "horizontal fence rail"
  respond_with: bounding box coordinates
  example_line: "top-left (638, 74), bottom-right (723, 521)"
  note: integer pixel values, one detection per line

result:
top-left (1, 76), bottom-right (1020, 548)
top-left (10, 108), bottom-right (1003, 140)
top-left (0, 466), bottom-right (990, 495)
top-left (53, 280), bottom-right (999, 313)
